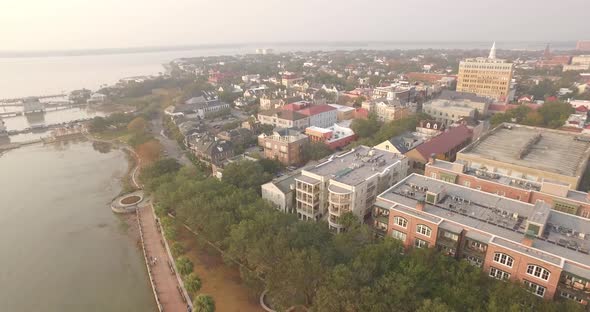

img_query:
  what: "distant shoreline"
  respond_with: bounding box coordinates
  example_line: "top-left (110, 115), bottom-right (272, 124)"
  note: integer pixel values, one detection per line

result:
top-left (0, 41), bottom-right (579, 58)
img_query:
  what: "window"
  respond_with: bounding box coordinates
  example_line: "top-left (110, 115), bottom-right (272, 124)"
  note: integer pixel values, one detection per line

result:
top-left (526, 265), bottom-right (550, 281)
top-left (393, 216), bottom-right (407, 228)
top-left (464, 181), bottom-right (471, 187)
top-left (442, 231), bottom-right (459, 241)
top-left (493, 252), bottom-right (514, 268)
top-left (431, 172), bottom-right (437, 179)
top-left (560, 291), bottom-right (584, 303)
top-left (415, 238), bottom-right (429, 248)
top-left (489, 267), bottom-right (511, 280)
top-left (425, 193), bottom-right (436, 204)
top-left (416, 224), bottom-right (432, 237)
top-left (553, 201), bottom-right (579, 215)
top-left (524, 280), bottom-right (546, 297)
top-left (392, 230), bottom-right (407, 242)
top-left (468, 240), bottom-right (486, 252)
top-left (465, 255), bottom-right (483, 267)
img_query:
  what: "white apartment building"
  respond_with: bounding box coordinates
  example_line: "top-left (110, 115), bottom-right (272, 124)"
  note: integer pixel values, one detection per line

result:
top-left (295, 146), bottom-right (409, 232)
top-left (297, 104), bottom-right (338, 129)
top-left (261, 173), bottom-right (299, 213)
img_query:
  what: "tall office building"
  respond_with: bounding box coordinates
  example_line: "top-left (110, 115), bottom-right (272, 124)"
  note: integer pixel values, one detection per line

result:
top-left (456, 43), bottom-right (514, 102)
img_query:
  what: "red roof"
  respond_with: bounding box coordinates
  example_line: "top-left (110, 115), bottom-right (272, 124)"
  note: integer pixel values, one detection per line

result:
top-left (489, 103), bottom-right (540, 113)
top-left (576, 106), bottom-right (588, 112)
top-left (354, 108), bottom-right (369, 119)
top-left (560, 126), bottom-right (583, 133)
top-left (413, 125), bottom-right (472, 160)
top-left (282, 103), bottom-right (299, 111)
top-left (489, 104), bottom-right (510, 112)
top-left (298, 104), bottom-right (337, 116)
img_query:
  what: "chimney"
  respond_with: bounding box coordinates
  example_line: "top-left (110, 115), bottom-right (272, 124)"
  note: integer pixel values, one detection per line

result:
top-left (416, 199), bottom-right (425, 211)
top-left (428, 153), bottom-right (437, 165)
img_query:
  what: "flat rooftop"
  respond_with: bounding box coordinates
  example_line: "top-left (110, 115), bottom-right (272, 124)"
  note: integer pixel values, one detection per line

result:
top-left (429, 159), bottom-right (590, 205)
top-left (459, 123), bottom-right (590, 177)
top-left (304, 146), bottom-right (403, 186)
top-left (377, 174), bottom-right (590, 270)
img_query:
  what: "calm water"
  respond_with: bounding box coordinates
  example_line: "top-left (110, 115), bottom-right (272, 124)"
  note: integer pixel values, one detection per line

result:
top-left (0, 41), bottom-right (576, 99)
top-left (0, 142), bottom-right (157, 312)
top-left (2, 107), bottom-right (106, 132)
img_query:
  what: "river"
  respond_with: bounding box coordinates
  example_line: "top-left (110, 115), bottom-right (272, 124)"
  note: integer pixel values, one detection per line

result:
top-left (0, 141), bottom-right (157, 312)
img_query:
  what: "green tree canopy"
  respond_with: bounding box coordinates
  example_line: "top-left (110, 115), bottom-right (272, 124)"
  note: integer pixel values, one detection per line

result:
top-left (175, 256), bottom-right (193, 276)
top-left (221, 160), bottom-right (272, 190)
top-left (303, 142), bottom-right (333, 161)
top-left (184, 272), bottom-right (202, 294)
top-left (193, 294), bottom-right (215, 312)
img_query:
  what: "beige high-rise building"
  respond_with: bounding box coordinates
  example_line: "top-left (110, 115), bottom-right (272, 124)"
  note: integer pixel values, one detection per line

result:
top-left (457, 43), bottom-right (514, 101)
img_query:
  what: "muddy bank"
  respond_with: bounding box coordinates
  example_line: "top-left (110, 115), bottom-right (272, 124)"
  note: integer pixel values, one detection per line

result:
top-left (177, 227), bottom-right (263, 312)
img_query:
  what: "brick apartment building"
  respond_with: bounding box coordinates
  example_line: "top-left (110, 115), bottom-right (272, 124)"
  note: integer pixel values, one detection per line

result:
top-left (373, 174), bottom-right (590, 306)
top-left (258, 129), bottom-right (309, 166)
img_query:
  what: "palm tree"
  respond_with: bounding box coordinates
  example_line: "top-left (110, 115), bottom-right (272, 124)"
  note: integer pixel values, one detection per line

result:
top-left (193, 294), bottom-right (215, 312)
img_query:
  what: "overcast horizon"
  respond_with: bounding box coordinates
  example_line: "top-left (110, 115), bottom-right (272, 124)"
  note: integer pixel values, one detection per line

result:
top-left (2, 0), bottom-right (589, 52)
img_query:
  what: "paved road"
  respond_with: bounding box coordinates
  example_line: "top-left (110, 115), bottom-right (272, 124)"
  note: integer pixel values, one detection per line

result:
top-left (138, 204), bottom-right (189, 312)
top-left (150, 117), bottom-right (192, 167)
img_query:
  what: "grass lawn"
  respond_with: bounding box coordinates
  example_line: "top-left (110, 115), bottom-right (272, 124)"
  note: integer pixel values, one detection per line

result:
top-left (93, 128), bottom-right (133, 142)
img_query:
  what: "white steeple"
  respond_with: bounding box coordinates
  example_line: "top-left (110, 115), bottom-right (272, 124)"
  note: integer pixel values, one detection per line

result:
top-left (488, 42), bottom-right (497, 59)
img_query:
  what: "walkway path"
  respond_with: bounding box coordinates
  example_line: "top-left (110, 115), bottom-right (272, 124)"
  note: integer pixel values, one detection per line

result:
top-left (138, 204), bottom-right (189, 312)
top-left (129, 141), bottom-right (191, 312)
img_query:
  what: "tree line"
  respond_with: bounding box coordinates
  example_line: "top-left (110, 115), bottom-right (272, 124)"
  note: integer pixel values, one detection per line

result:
top-left (490, 101), bottom-right (574, 128)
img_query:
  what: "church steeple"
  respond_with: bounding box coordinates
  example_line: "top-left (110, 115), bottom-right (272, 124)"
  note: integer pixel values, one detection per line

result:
top-left (543, 43), bottom-right (551, 59)
top-left (488, 42), bottom-right (497, 59)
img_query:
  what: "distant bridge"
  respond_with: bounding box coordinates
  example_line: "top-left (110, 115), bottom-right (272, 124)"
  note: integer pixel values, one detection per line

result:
top-left (0, 103), bottom-right (88, 118)
top-left (0, 94), bottom-right (67, 106)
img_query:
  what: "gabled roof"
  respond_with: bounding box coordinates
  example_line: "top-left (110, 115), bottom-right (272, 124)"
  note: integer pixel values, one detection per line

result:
top-left (259, 109), bottom-right (308, 121)
top-left (411, 125), bottom-right (472, 160)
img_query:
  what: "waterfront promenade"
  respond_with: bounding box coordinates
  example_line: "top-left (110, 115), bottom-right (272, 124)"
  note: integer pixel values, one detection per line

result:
top-left (138, 204), bottom-right (189, 311)
top-left (131, 146), bottom-right (191, 312)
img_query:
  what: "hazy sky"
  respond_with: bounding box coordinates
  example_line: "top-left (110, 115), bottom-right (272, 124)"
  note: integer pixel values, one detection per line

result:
top-left (2, 0), bottom-right (589, 51)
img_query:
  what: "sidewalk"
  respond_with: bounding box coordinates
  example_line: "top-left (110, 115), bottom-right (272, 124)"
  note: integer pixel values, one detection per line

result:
top-left (138, 204), bottom-right (189, 312)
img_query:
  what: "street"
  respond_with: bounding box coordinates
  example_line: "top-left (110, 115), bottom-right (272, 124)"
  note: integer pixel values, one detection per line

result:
top-left (150, 116), bottom-right (192, 167)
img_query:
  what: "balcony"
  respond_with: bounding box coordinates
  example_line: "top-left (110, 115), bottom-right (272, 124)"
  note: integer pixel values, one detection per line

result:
top-left (329, 203), bottom-right (350, 216)
top-left (329, 213), bottom-right (345, 229)
top-left (560, 277), bottom-right (590, 296)
top-left (329, 194), bottom-right (351, 205)
top-left (374, 214), bottom-right (389, 226)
